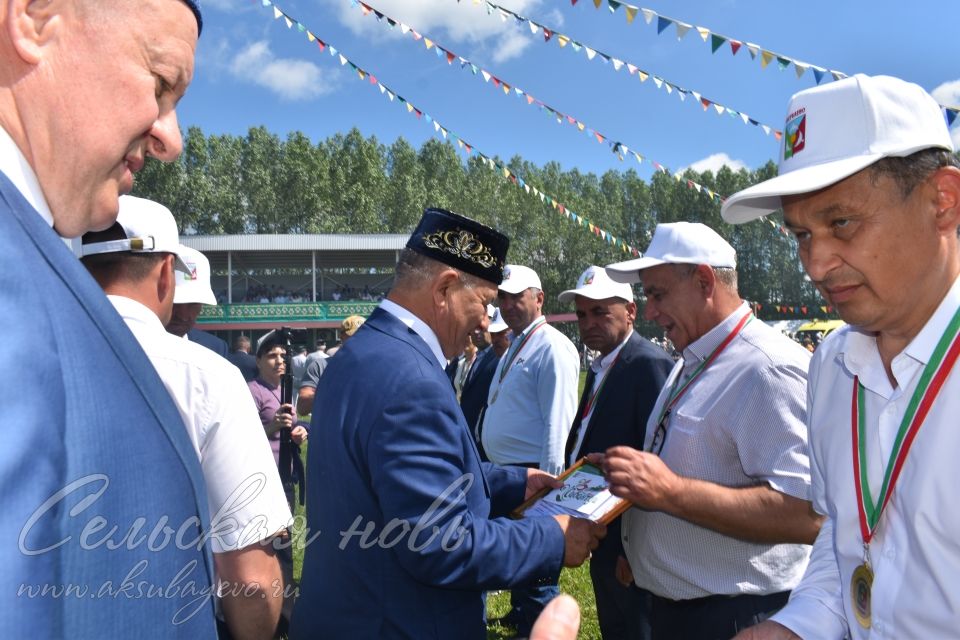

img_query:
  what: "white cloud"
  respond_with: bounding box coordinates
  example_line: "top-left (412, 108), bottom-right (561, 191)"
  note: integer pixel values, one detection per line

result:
top-left (931, 79), bottom-right (960, 106)
top-left (681, 152), bottom-right (748, 174)
top-left (931, 79), bottom-right (960, 150)
top-left (326, 0), bottom-right (555, 63)
top-left (229, 41), bottom-right (337, 101)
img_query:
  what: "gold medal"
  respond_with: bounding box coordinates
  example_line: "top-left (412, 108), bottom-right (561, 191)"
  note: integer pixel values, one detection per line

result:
top-left (851, 562), bottom-right (873, 628)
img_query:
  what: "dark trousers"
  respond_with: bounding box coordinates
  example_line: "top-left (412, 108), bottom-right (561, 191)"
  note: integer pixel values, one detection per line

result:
top-left (590, 557), bottom-right (651, 640)
top-left (649, 590), bottom-right (790, 640)
top-left (509, 582), bottom-right (559, 636)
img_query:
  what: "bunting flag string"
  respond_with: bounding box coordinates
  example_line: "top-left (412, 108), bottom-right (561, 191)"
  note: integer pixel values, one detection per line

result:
top-left (566, 0), bottom-right (845, 84)
top-left (256, 0), bottom-right (664, 256)
top-left (439, 0), bottom-right (781, 138)
top-left (345, 0), bottom-right (737, 206)
top-left (351, 0), bottom-right (780, 190)
top-left (562, 0), bottom-right (960, 122)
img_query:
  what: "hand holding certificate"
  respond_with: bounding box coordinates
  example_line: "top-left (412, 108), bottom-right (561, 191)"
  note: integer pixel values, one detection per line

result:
top-left (512, 458), bottom-right (631, 525)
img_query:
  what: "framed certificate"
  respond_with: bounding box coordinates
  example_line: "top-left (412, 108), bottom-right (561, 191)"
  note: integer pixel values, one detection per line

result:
top-left (511, 458), bottom-right (631, 525)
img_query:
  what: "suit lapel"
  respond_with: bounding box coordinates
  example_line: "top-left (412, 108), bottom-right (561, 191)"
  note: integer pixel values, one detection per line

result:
top-left (575, 335), bottom-right (640, 454)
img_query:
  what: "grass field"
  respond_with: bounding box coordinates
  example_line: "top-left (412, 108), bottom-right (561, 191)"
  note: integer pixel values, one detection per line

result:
top-left (290, 371), bottom-right (602, 638)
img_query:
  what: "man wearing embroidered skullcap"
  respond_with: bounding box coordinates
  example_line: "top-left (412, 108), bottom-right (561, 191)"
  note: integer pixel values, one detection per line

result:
top-left (593, 222), bottom-right (821, 640)
top-left (0, 0), bottom-right (215, 636)
top-left (559, 265), bottom-right (674, 640)
top-left (722, 76), bottom-right (960, 640)
top-left (291, 208), bottom-right (605, 640)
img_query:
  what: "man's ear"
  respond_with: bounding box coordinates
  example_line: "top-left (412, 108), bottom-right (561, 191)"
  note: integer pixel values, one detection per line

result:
top-left (431, 268), bottom-right (460, 311)
top-left (158, 256), bottom-right (176, 306)
top-left (931, 166), bottom-right (960, 236)
top-left (8, 0), bottom-right (62, 65)
top-left (694, 264), bottom-right (717, 298)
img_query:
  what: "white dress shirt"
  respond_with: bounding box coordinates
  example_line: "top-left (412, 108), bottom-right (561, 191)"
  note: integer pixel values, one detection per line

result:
top-left (0, 126), bottom-right (53, 227)
top-left (380, 298), bottom-right (446, 368)
top-left (567, 329), bottom-right (633, 468)
top-left (622, 303), bottom-right (813, 599)
top-left (481, 317), bottom-right (579, 475)
top-left (773, 274), bottom-right (960, 639)
top-left (109, 296), bottom-right (292, 553)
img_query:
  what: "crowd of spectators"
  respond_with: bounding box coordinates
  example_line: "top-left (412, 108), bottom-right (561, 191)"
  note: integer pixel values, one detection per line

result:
top-left (212, 283), bottom-right (388, 304)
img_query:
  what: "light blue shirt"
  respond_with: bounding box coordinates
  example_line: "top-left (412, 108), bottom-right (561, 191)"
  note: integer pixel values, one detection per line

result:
top-left (481, 317), bottom-right (579, 475)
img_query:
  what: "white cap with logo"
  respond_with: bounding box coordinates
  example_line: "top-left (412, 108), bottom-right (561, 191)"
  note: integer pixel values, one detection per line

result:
top-left (558, 265), bottom-right (634, 303)
top-left (721, 74), bottom-right (955, 224)
top-left (606, 222), bottom-right (736, 284)
top-left (498, 264), bottom-right (542, 294)
top-left (80, 195), bottom-right (190, 274)
top-left (487, 305), bottom-right (509, 333)
top-left (174, 246), bottom-right (217, 305)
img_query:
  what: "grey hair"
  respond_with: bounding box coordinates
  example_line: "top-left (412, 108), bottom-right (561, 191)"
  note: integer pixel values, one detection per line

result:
top-left (393, 248), bottom-right (482, 291)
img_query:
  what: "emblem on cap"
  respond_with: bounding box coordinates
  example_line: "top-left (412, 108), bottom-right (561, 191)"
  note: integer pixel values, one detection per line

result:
top-left (583, 272), bottom-right (595, 285)
top-left (423, 229), bottom-right (498, 269)
top-left (784, 107), bottom-right (806, 160)
top-left (185, 262), bottom-right (199, 281)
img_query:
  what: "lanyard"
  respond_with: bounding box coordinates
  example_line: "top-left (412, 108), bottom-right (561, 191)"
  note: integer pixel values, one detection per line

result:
top-left (652, 310), bottom-right (753, 431)
top-left (581, 351), bottom-right (622, 419)
top-left (851, 304), bottom-right (960, 546)
top-left (498, 316), bottom-right (546, 384)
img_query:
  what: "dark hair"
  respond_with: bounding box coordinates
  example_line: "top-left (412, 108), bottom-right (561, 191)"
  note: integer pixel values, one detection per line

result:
top-left (256, 337), bottom-right (287, 359)
top-left (870, 148), bottom-right (960, 199)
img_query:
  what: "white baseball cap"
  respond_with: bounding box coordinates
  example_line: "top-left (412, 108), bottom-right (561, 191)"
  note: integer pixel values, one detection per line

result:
top-left (558, 265), bottom-right (634, 303)
top-left (499, 264), bottom-right (542, 294)
top-left (722, 74), bottom-right (955, 224)
top-left (81, 195), bottom-right (190, 274)
top-left (606, 222), bottom-right (736, 284)
top-left (488, 306), bottom-right (509, 333)
top-left (174, 246), bottom-right (217, 305)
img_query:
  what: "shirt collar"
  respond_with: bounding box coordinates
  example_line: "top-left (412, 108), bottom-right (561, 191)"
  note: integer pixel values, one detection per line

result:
top-left (682, 302), bottom-right (751, 364)
top-left (0, 126), bottom-right (54, 228)
top-left (379, 299), bottom-right (447, 368)
top-left (591, 328), bottom-right (633, 375)
top-left (841, 273), bottom-right (960, 390)
top-left (107, 294), bottom-right (166, 333)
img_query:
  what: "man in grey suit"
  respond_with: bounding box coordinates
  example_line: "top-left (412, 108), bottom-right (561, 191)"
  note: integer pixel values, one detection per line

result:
top-left (0, 0), bottom-right (217, 636)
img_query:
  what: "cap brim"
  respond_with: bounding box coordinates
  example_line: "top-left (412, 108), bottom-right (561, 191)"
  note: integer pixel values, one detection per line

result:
top-left (174, 288), bottom-right (217, 305)
top-left (489, 321), bottom-right (509, 333)
top-left (605, 258), bottom-right (668, 284)
top-left (557, 287), bottom-right (631, 303)
top-left (173, 254), bottom-right (191, 275)
top-left (499, 281), bottom-right (533, 294)
top-left (721, 153), bottom-right (883, 224)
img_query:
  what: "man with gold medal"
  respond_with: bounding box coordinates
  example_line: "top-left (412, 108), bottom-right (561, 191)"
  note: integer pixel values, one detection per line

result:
top-left (723, 75), bottom-right (960, 638)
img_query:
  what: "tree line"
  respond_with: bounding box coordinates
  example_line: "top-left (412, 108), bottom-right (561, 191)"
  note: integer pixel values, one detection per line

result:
top-left (132, 125), bottom-right (828, 323)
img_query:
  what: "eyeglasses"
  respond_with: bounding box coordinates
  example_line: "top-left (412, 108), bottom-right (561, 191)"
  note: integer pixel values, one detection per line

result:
top-left (649, 409), bottom-right (670, 456)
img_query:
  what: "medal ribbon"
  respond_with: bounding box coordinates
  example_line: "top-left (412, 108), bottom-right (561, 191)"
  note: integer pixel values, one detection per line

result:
top-left (581, 351), bottom-right (622, 419)
top-left (851, 305), bottom-right (960, 545)
top-left (498, 316), bottom-right (547, 384)
top-left (653, 310), bottom-right (753, 429)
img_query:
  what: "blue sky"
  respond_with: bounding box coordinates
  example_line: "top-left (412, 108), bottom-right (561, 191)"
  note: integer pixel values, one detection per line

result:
top-left (181, 0), bottom-right (960, 189)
